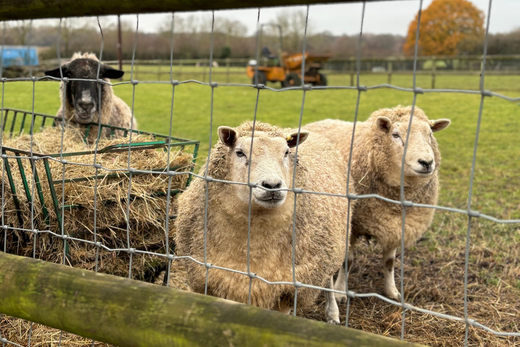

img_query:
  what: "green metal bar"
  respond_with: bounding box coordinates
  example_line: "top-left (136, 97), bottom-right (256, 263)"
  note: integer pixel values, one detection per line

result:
top-left (19, 112), bottom-right (27, 135)
top-left (14, 152), bottom-right (34, 208)
top-left (2, 149), bottom-right (24, 227)
top-left (193, 142), bottom-right (199, 161)
top-left (4, 108), bottom-right (62, 123)
top-left (29, 113), bottom-right (36, 135)
top-left (186, 142), bottom-right (200, 188)
top-left (0, 109), bottom-right (4, 131)
top-left (98, 124), bottom-right (107, 142)
top-left (84, 124), bottom-right (91, 143)
top-left (97, 140), bottom-right (168, 154)
top-left (40, 115), bottom-right (47, 130)
top-left (42, 157), bottom-right (69, 257)
top-left (42, 158), bottom-right (63, 229)
top-left (9, 111), bottom-right (17, 138)
top-left (28, 157), bottom-right (51, 226)
top-left (4, 108), bottom-right (196, 144)
top-left (1, 108), bottom-right (8, 132)
top-left (1, 140), bottom-right (199, 159)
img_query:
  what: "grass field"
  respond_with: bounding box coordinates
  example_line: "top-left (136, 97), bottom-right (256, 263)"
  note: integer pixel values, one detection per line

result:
top-left (1, 73), bottom-right (519, 346)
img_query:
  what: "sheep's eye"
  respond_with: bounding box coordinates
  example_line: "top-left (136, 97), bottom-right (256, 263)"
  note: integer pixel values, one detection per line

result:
top-left (235, 150), bottom-right (245, 158)
top-left (392, 133), bottom-right (400, 139)
top-left (284, 149), bottom-right (290, 157)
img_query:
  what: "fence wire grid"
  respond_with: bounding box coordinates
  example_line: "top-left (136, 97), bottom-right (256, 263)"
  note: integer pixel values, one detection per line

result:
top-left (1, 0), bottom-right (520, 346)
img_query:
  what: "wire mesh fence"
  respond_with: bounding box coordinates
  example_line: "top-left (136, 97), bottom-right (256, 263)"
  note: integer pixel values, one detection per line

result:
top-left (1, 0), bottom-right (519, 346)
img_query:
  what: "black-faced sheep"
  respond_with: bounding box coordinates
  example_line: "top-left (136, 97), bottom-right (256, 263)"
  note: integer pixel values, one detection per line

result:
top-left (175, 121), bottom-right (354, 324)
top-left (45, 52), bottom-right (137, 143)
top-left (305, 106), bottom-right (450, 300)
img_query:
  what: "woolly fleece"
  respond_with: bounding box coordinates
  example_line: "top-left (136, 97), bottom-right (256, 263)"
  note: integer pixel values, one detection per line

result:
top-left (175, 121), bottom-right (354, 312)
top-left (304, 106), bottom-right (442, 250)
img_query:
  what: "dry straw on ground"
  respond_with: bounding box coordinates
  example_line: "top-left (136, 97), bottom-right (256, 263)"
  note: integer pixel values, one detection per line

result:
top-left (2, 234), bottom-right (518, 347)
top-left (305, 216), bottom-right (520, 347)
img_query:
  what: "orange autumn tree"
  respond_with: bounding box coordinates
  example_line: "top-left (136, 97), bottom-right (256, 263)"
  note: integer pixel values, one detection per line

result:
top-left (403, 0), bottom-right (485, 56)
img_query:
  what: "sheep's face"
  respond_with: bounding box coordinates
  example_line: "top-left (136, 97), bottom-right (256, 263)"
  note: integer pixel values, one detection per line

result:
top-left (45, 59), bottom-right (124, 124)
top-left (375, 116), bottom-right (450, 178)
top-left (218, 127), bottom-right (309, 209)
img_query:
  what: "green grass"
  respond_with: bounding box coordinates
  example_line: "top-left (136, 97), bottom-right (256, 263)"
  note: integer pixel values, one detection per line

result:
top-left (3, 75), bottom-right (520, 225)
top-left (120, 64), bottom-right (520, 92)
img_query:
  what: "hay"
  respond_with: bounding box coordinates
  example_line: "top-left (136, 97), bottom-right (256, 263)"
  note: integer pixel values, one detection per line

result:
top-left (0, 126), bottom-right (195, 280)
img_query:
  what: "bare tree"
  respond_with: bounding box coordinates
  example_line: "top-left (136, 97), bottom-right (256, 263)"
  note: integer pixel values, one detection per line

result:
top-left (270, 9), bottom-right (315, 53)
top-left (59, 18), bottom-right (95, 58)
top-left (10, 20), bottom-right (33, 45)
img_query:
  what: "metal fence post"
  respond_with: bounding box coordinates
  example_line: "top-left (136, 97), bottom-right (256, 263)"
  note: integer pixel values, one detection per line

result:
top-left (226, 58), bottom-right (230, 84)
top-left (431, 56), bottom-right (436, 89)
top-left (388, 60), bottom-right (393, 85)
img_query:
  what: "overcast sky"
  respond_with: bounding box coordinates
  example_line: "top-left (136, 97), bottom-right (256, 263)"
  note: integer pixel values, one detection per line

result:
top-left (107, 0), bottom-right (519, 36)
top-left (29, 0), bottom-right (519, 37)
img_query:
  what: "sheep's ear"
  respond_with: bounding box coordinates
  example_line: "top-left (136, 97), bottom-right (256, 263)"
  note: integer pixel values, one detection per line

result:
top-left (101, 65), bottom-right (125, 79)
top-left (45, 66), bottom-right (69, 78)
top-left (430, 118), bottom-right (451, 132)
top-left (286, 131), bottom-right (309, 148)
top-left (376, 116), bottom-right (392, 133)
top-left (218, 126), bottom-right (237, 147)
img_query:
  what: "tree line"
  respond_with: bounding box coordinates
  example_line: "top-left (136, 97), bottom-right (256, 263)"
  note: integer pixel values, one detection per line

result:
top-left (2, 3), bottom-right (519, 62)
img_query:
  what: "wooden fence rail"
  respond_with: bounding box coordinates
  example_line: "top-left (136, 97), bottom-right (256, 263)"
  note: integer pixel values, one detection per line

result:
top-left (0, 252), bottom-right (425, 347)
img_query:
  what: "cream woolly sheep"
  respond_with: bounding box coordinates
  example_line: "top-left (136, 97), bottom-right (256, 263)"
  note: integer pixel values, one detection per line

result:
top-left (305, 106), bottom-right (450, 300)
top-left (175, 121), bottom-right (354, 324)
top-left (45, 52), bottom-right (137, 143)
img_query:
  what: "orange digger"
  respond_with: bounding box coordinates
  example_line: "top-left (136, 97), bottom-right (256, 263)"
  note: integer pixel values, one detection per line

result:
top-left (246, 24), bottom-right (331, 88)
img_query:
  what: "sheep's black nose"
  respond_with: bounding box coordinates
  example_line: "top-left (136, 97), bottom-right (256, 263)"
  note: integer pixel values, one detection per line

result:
top-left (261, 181), bottom-right (282, 190)
top-left (418, 159), bottom-right (433, 170)
top-left (78, 101), bottom-right (94, 113)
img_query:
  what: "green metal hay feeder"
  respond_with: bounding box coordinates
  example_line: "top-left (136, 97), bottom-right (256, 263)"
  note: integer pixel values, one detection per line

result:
top-left (1, 108), bottom-right (199, 244)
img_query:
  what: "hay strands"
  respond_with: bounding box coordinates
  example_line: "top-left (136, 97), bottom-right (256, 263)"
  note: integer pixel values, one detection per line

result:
top-left (1, 108), bottom-right (200, 233)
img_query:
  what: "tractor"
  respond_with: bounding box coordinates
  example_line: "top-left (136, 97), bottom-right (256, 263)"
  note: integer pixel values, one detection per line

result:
top-left (246, 24), bottom-right (331, 88)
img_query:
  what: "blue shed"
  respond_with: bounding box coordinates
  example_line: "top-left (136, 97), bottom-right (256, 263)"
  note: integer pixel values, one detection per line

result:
top-left (0, 46), bottom-right (39, 67)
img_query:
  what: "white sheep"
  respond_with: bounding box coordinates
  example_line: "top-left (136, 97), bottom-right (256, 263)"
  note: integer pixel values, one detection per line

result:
top-left (45, 52), bottom-right (137, 143)
top-left (305, 106), bottom-right (450, 300)
top-left (175, 121), bottom-right (354, 323)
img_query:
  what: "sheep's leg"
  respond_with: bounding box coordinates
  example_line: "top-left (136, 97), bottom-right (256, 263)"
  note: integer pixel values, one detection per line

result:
top-left (325, 276), bottom-right (340, 325)
top-left (382, 247), bottom-right (401, 300)
top-left (334, 238), bottom-right (356, 303)
top-left (333, 261), bottom-right (347, 304)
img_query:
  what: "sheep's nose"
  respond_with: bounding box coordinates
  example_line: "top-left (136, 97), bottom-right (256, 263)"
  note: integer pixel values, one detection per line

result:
top-left (261, 180), bottom-right (282, 190)
top-left (418, 159), bottom-right (433, 170)
top-left (78, 101), bottom-right (94, 113)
